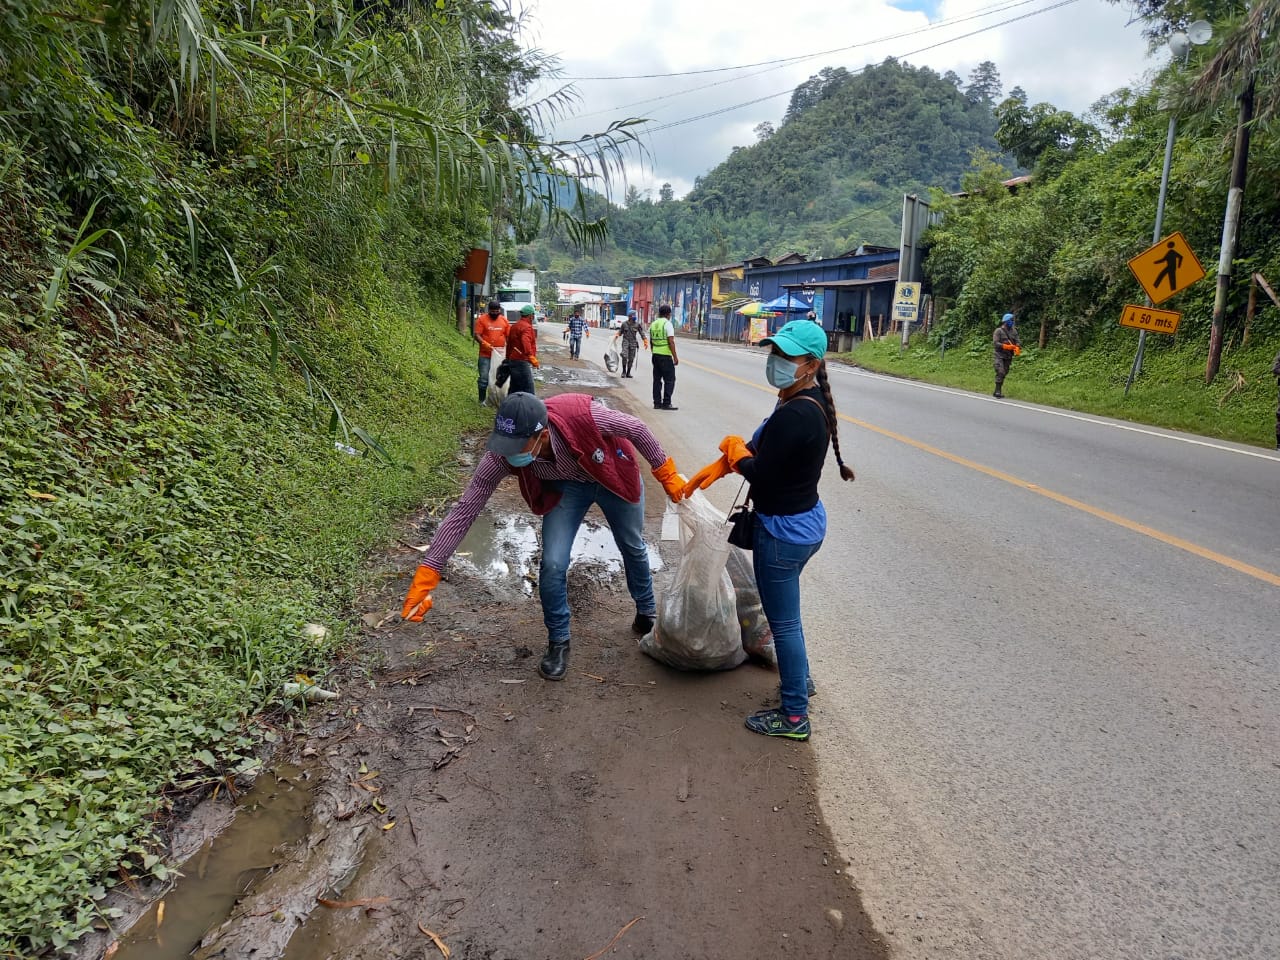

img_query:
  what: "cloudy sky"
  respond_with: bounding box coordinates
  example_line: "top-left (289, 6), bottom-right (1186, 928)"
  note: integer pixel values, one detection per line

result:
top-left (516, 0), bottom-right (1159, 200)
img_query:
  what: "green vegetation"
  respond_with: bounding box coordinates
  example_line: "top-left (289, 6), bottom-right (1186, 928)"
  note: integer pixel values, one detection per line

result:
top-left (923, 1), bottom-right (1280, 368)
top-left (0, 0), bottom-right (623, 952)
top-left (850, 334), bottom-right (1278, 446)
top-left (526, 58), bottom-right (1007, 284)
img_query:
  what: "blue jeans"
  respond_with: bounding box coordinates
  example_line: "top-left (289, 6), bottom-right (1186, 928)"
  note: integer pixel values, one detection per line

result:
top-left (752, 518), bottom-right (822, 717)
top-left (540, 480), bottom-right (654, 642)
top-left (569, 334), bottom-right (582, 358)
top-left (477, 354), bottom-right (492, 402)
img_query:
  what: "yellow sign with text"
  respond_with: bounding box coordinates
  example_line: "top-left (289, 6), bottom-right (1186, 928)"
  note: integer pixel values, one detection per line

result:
top-left (1127, 231), bottom-right (1205, 305)
top-left (892, 282), bottom-right (921, 322)
top-left (1119, 303), bottom-right (1182, 335)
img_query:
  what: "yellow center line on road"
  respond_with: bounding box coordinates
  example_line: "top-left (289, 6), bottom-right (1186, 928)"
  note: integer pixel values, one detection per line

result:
top-left (682, 358), bottom-right (1280, 589)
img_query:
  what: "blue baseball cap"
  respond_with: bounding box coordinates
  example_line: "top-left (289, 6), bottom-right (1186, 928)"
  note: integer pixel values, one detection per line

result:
top-left (486, 392), bottom-right (547, 456)
top-left (761, 319), bottom-right (828, 359)
top-left (1002, 313), bottom-right (1015, 324)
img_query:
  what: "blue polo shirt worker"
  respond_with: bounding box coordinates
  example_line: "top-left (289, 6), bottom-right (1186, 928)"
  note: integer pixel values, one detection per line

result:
top-left (401, 392), bottom-right (687, 680)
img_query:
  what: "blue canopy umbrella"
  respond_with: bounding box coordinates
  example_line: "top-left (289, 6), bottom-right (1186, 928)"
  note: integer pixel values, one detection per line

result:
top-left (761, 292), bottom-right (812, 313)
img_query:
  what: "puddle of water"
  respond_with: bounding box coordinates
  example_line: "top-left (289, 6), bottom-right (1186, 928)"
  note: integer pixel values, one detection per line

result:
top-left (112, 766), bottom-right (312, 960)
top-left (541, 367), bottom-right (614, 388)
top-left (454, 516), bottom-right (661, 592)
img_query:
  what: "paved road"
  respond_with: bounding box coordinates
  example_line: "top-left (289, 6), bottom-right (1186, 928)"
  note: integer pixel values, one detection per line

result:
top-left (559, 324), bottom-right (1280, 960)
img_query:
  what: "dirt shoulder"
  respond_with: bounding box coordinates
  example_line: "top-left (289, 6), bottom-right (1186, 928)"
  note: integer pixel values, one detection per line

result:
top-left (116, 348), bottom-right (890, 960)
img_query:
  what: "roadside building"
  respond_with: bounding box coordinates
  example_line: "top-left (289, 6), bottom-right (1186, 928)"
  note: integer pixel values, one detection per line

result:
top-left (744, 245), bottom-right (901, 350)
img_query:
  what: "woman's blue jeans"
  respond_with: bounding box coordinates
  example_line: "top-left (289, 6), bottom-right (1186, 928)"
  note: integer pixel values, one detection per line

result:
top-left (540, 481), bottom-right (654, 643)
top-left (752, 519), bottom-right (822, 717)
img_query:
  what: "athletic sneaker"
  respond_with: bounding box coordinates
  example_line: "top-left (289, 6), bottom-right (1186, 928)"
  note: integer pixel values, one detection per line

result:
top-left (745, 708), bottom-right (810, 741)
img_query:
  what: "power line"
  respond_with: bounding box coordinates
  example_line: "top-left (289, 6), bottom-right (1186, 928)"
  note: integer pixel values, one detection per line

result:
top-left (567, 0), bottom-right (1046, 120)
top-left (561, 0), bottom-right (1046, 81)
top-left (643, 0), bottom-right (1081, 135)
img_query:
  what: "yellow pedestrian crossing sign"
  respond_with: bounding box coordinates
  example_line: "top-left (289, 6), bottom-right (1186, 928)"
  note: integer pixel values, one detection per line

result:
top-left (1128, 231), bottom-right (1205, 306)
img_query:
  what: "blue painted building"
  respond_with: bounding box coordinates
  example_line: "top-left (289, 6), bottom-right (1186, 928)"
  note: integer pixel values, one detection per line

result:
top-left (743, 246), bottom-right (901, 344)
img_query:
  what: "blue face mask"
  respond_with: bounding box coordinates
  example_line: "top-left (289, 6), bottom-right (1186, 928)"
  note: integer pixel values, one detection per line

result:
top-left (766, 354), bottom-right (800, 388)
top-left (505, 451), bottom-right (535, 468)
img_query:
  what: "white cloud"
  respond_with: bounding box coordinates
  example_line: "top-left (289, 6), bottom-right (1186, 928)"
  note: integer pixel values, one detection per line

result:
top-left (518, 0), bottom-right (1155, 199)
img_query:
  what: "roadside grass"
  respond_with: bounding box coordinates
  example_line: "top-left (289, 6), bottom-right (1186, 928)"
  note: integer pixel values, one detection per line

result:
top-left (846, 332), bottom-right (1279, 447)
top-left (0, 283), bottom-right (486, 951)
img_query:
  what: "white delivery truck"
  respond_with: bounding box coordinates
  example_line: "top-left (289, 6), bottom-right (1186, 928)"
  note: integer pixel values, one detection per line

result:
top-left (498, 269), bottom-right (537, 323)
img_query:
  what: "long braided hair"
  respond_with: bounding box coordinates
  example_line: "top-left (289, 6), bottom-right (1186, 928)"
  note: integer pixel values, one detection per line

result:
top-left (815, 361), bottom-right (856, 481)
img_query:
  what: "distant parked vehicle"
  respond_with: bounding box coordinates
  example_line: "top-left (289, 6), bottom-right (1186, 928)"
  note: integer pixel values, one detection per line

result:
top-left (497, 269), bottom-right (537, 323)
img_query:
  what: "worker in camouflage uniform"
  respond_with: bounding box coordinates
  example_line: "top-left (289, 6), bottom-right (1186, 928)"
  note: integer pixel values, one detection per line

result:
top-left (992, 312), bottom-right (1021, 399)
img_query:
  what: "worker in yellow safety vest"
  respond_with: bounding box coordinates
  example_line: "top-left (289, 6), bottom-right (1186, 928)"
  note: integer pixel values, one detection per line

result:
top-left (648, 304), bottom-right (679, 410)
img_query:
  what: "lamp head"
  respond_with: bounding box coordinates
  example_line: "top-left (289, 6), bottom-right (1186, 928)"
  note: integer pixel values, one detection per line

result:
top-left (1187, 20), bottom-right (1212, 45)
top-left (1168, 31), bottom-right (1190, 59)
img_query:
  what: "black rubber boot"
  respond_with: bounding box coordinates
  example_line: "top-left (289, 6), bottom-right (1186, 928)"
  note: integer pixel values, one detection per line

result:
top-left (631, 613), bottom-right (655, 635)
top-left (539, 641), bottom-right (570, 681)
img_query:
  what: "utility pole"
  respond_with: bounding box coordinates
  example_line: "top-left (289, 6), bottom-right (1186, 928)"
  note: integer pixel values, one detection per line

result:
top-left (697, 253), bottom-right (706, 339)
top-left (1206, 77), bottom-right (1255, 384)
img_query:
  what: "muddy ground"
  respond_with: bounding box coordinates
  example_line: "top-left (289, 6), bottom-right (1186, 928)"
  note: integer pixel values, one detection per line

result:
top-left (102, 343), bottom-right (889, 960)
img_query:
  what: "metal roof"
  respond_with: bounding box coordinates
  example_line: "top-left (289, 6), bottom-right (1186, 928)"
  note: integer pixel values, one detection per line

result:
top-left (779, 277), bottom-right (895, 289)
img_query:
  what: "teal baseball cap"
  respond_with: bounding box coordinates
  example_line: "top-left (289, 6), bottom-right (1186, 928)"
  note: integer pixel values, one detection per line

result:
top-left (761, 319), bottom-right (828, 359)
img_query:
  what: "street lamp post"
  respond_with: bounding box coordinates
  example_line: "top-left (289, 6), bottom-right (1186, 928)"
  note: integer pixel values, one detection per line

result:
top-left (1125, 21), bottom-right (1211, 396)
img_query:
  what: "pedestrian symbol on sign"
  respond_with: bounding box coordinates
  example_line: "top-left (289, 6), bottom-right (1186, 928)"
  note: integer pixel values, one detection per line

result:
top-left (1153, 242), bottom-right (1183, 293)
top-left (1128, 232), bottom-right (1205, 306)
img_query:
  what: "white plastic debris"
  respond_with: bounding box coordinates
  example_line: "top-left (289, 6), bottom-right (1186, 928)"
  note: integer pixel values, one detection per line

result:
top-left (283, 682), bottom-right (339, 701)
top-left (301, 623), bottom-right (331, 644)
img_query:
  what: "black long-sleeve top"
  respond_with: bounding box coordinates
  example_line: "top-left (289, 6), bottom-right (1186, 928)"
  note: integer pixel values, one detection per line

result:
top-left (736, 387), bottom-right (829, 516)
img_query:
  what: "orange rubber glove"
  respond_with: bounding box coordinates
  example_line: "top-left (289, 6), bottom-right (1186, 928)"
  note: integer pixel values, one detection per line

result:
top-left (1001, 342), bottom-right (1017, 352)
top-left (1012, 344), bottom-right (1022, 356)
top-left (530, 355), bottom-right (540, 367)
top-left (718, 435), bottom-right (753, 471)
top-left (651, 457), bottom-right (687, 503)
top-left (681, 455), bottom-right (733, 499)
top-left (401, 565), bottom-right (442, 621)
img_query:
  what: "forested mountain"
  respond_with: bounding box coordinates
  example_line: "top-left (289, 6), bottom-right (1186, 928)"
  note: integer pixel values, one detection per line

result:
top-left (523, 58), bottom-right (1009, 285)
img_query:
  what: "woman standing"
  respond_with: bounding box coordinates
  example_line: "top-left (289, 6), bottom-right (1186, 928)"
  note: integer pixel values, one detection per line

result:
top-left (683, 319), bottom-right (855, 740)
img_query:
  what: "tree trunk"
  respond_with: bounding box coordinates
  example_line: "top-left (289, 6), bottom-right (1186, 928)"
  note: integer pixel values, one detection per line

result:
top-left (1207, 79), bottom-right (1255, 384)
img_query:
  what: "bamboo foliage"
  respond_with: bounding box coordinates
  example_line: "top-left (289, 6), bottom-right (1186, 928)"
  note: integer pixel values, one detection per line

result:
top-left (74, 0), bottom-right (636, 247)
top-left (1187, 0), bottom-right (1280, 125)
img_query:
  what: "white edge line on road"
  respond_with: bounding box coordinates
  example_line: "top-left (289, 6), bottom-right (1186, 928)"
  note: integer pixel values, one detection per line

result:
top-left (837, 365), bottom-right (1280, 463)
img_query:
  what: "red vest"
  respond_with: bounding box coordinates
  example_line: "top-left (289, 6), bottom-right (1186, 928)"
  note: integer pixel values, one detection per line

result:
top-left (515, 394), bottom-right (642, 514)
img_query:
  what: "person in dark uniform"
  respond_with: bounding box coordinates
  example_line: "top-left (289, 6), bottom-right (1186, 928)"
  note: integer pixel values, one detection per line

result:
top-left (992, 312), bottom-right (1021, 398)
top-left (613, 311), bottom-right (647, 378)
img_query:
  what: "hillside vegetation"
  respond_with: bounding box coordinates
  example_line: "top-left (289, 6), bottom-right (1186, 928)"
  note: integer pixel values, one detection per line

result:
top-left (0, 1), bottom-right (617, 952)
top-left (921, 0), bottom-right (1279, 385)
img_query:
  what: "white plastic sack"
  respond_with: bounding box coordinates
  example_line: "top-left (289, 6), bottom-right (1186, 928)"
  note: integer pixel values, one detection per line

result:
top-left (640, 493), bottom-right (746, 671)
top-left (484, 348), bottom-right (508, 407)
top-left (725, 547), bottom-right (776, 666)
top-left (604, 347), bottom-right (620, 373)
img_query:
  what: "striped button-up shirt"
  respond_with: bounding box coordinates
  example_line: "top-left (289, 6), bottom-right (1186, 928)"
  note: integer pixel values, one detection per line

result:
top-left (423, 400), bottom-right (666, 571)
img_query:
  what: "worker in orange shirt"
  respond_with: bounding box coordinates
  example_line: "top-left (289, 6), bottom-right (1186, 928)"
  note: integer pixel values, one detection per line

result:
top-left (474, 300), bottom-right (510, 403)
top-left (503, 304), bottom-right (539, 394)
